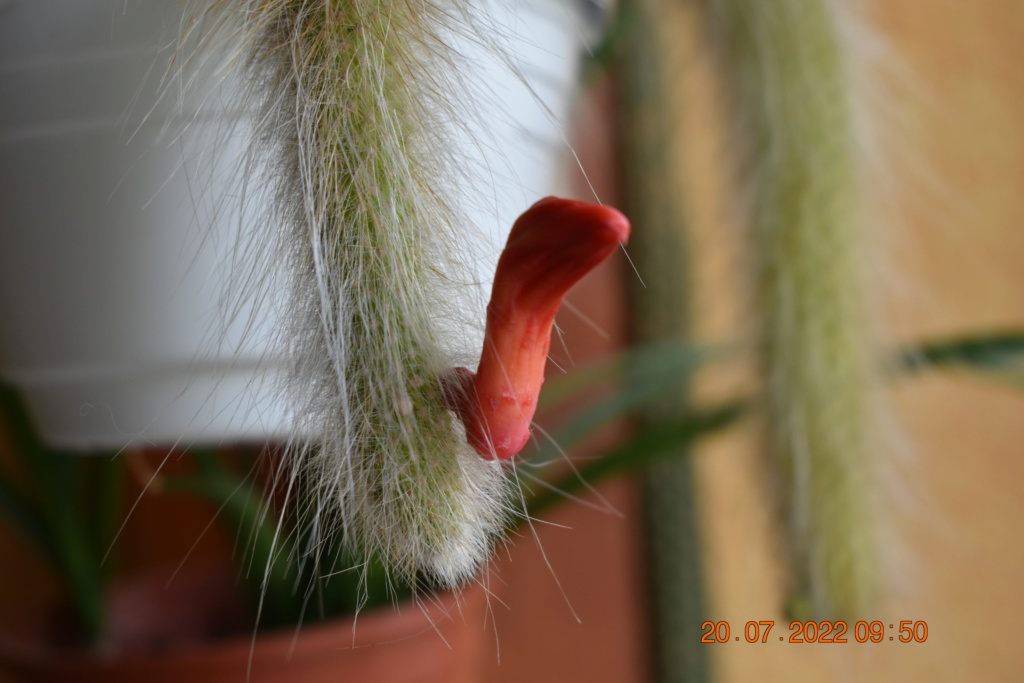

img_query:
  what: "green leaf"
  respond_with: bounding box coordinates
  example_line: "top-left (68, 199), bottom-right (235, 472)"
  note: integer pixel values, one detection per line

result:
top-left (538, 341), bottom-right (713, 411)
top-left (163, 454), bottom-right (393, 629)
top-left (896, 331), bottom-right (1024, 389)
top-left (162, 465), bottom-right (302, 625)
top-left (0, 382), bottom-right (105, 643)
top-left (0, 468), bottom-right (58, 564)
top-left (528, 343), bottom-right (718, 470)
top-left (525, 402), bottom-right (745, 519)
top-left (89, 455), bottom-right (126, 584)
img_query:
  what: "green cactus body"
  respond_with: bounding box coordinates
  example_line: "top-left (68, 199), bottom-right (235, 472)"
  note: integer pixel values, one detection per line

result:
top-left (709, 0), bottom-right (879, 618)
top-left (188, 0), bottom-right (510, 588)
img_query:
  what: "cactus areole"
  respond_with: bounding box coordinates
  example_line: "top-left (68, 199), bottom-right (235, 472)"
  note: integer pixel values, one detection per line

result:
top-left (445, 197), bottom-right (631, 460)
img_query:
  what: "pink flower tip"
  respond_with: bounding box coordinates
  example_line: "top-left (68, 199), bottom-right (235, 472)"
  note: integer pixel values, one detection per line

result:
top-left (443, 197), bottom-right (631, 460)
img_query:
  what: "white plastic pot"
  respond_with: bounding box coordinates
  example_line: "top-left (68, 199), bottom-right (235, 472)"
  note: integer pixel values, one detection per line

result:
top-left (0, 0), bottom-right (586, 451)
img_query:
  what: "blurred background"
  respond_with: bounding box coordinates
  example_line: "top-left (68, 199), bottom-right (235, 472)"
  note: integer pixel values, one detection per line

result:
top-left (2, 1), bottom-right (1023, 681)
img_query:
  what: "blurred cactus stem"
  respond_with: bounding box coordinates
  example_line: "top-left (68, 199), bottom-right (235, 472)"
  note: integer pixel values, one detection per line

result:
top-left (707, 0), bottom-right (880, 619)
top-left (613, 0), bottom-right (709, 681)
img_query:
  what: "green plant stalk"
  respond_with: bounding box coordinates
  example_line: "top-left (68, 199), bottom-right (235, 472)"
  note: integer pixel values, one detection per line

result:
top-left (88, 455), bottom-right (126, 586)
top-left (709, 0), bottom-right (878, 618)
top-left (613, 0), bottom-right (709, 680)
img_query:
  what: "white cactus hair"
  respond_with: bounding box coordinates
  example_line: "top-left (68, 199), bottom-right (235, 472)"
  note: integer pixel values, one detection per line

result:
top-left (172, 0), bottom-right (538, 589)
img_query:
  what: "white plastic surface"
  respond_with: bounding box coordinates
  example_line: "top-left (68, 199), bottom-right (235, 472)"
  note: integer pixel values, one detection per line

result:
top-left (0, 0), bottom-right (583, 451)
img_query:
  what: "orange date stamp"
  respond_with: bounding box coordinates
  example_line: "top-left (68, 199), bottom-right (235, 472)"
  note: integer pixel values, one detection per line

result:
top-left (700, 620), bottom-right (929, 644)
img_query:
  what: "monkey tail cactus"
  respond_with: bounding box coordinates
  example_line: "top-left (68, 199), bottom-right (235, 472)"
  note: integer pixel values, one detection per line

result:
top-left (179, 0), bottom-right (494, 588)
top-left (708, 0), bottom-right (882, 618)
top-left (178, 0), bottom-right (631, 592)
top-left (187, 0), bottom-right (504, 589)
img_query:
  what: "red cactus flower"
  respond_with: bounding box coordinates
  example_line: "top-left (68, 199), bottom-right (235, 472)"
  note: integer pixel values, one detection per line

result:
top-left (445, 197), bottom-right (631, 460)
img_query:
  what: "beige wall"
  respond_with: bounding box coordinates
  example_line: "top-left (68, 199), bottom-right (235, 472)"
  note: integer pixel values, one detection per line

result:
top-left (690, 2), bottom-right (1024, 681)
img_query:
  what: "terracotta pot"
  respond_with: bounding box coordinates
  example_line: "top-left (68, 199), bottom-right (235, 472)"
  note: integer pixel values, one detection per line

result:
top-left (0, 561), bottom-right (488, 682)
